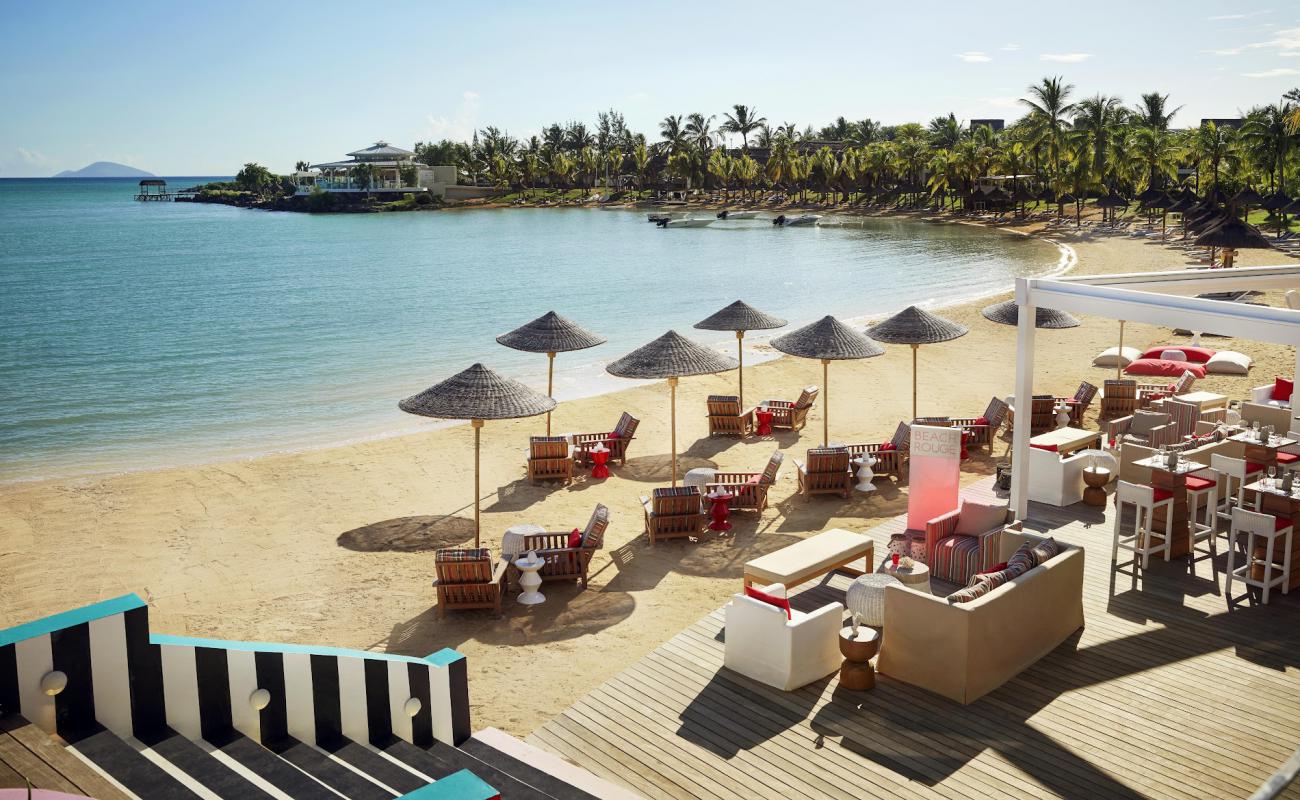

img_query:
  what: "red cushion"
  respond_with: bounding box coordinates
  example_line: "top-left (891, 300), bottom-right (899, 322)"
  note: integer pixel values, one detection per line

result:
top-left (974, 416), bottom-right (989, 426)
top-left (1151, 487), bottom-right (1174, 502)
top-left (1124, 359), bottom-right (1206, 378)
top-left (567, 528), bottom-right (583, 548)
top-left (1184, 476), bottom-right (1215, 492)
top-left (1275, 515), bottom-right (1294, 532)
top-left (975, 561), bottom-right (1009, 577)
top-left (879, 442), bottom-right (897, 451)
top-left (744, 586), bottom-right (791, 619)
top-left (1140, 346), bottom-right (1216, 363)
top-left (1030, 443), bottom-right (1058, 452)
top-left (1247, 462), bottom-right (1266, 474)
top-left (608, 431), bottom-right (621, 439)
top-left (746, 474), bottom-right (762, 485)
top-left (1277, 452), bottom-right (1300, 465)
top-left (1274, 377), bottom-right (1294, 402)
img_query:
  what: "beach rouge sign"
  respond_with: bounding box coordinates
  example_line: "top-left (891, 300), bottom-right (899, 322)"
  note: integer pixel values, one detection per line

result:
top-left (906, 425), bottom-right (962, 530)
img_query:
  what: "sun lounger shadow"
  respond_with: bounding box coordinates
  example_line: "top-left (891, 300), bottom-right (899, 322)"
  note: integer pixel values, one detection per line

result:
top-left (336, 514), bottom-right (476, 552)
top-left (618, 454), bottom-right (717, 483)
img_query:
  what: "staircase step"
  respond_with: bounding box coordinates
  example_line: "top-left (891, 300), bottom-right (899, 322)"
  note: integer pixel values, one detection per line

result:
top-left (270, 736), bottom-right (394, 800)
top-left (423, 741), bottom-right (553, 800)
top-left (461, 736), bottom-right (600, 800)
top-left (217, 734), bottom-right (342, 799)
top-left (69, 727), bottom-right (200, 799)
top-left (326, 739), bottom-right (427, 794)
top-left (149, 732), bottom-right (275, 799)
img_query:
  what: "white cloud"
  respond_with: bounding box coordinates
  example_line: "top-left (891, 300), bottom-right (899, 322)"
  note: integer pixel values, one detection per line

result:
top-left (1243, 66), bottom-right (1300, 77)
top-left (1000, 43), bottom-right (1021, 51)
top-left (978, 96), bottom-right (1022, 110)
top-left (1209, 13), bottom-right (1245, 20)
top-left (1040, 52), bottom-right (1092, 63)
top-left (1203, 46), bottom-right (1245, 55)
top-left (1247, 26), bottom-right (1300, 50)
top-left (955, 51), bottom-right (991, 63)
top-left (425, 90), bottom-right (481, 141)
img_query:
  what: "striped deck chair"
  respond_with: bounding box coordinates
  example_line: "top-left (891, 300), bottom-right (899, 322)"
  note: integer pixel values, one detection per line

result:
top-left (706, 394), bottom-right (755, 437)
top-left (1101, 379), bottom-right (1138, 419)
top-left (794, 447), bottom-right (852, 498)
top-left (924, 505), bottom-right (1009, 585)
top-left (707, 450), bottom-right (784, 513)
top-left (761, 386), bottom-right (818, 432)
top-left (1137, 370), bottom-right (1197, 409)
top-left (574, 413), bottom-right (639, 466)
top-left (640, 486), bottom-right (706, 543)
top-left (1059, 381), bottom-right (1098, 427)
top-left (950, 398), bottom-right (1008, 450)
top-left (847, 422), bottom-right (911, 480)
top-left (526, 435), bottom-right (573, 485)
top-left (433, 548), bottom-right (505, 618)
top-left (513, 504), bottom-right (610, 588)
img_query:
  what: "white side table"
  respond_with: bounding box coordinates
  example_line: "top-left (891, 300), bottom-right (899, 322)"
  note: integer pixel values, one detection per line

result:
top-left (683, 467), bottom-right (718, 492)
top-left (851, 455), bottom-right (877, 493)
top-left (514, 552), bottom-right (546, 605)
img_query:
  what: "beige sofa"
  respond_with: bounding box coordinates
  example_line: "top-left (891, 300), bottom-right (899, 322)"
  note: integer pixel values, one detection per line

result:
top-left (877, 530), bottom-right (1084, 704)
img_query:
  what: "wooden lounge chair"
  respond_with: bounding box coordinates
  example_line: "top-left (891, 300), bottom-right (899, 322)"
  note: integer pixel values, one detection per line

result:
top-left (433, 548), bottom-right (505, 618)
top-left (573, 412), bottom-right (639, 466)
top-left (1100, 379), bottom-right (1138, 419)
top-left (794, 447), bottom-right (852, 499)
top-left (707, 450), bottom-right (784, 513)
top-left (1007, 395), bottom-right (1058, 437)
top-left (511, 504), bottom-right (610, 589)
top-left (759, 386), bottom-right (818, 432)
top-left (1058, 381), bottom-right (1098, 427)
top-left (1106, 409), bottom-right (1178, 449)
top-left (706, 395), bottom-right (755, 437)
top-left (846, 422), bottom-right (911, 481)
top-left (526, 435), bottom-right (573, 485)
top-left (949, 398), bottom-right (1009, 451)
top-left (1137, 370), bottom-right (1197, 409)
top-left (641, 486), bottom-right (707, 543)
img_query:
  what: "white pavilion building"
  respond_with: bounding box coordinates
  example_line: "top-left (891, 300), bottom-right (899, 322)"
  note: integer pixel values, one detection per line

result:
top-left (296, 141), bottom-right (457, 196)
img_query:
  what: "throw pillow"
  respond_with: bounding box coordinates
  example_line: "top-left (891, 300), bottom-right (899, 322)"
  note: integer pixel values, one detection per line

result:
top-left (744, 584), bottom-right (791, 619)
top-left (879, 442), bottom-right (897, 451)
top-left (1030, 537), bottom-right (1060, 565)
top-left (947, 582), bottom-right (991, 604)
top-left (567, 528), bottom-right (583, 548)
top-left (974, 416), bottom-right (989, 426)
top-left (954, 499), bottom-right (1008, 536)
top-left (1007, 543), bottom-right (1036, 574)
top-left (971, 562), bottom-right (1009, 582)
top-left (1274, 377), bottom-right (1294, 402)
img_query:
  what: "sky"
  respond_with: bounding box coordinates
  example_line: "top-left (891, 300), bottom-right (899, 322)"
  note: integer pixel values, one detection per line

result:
top-left (2, 0), bottom-right (1299, 177)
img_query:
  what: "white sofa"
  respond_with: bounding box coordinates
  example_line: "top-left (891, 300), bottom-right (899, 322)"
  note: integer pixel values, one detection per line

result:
top-left (1026, 446), bottom-right (1095, 506)
top-left (723, 588), bottom-right (843, 691)
top-left (1251, 384), bottom-right (1292, 409)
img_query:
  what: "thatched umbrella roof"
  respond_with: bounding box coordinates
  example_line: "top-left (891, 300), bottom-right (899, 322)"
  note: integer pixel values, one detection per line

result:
top-left (694, 301), bottom-right (787, 333)
top-left (1136, 186), bottom-right (1167, 204)
top-left (1281, 198), bottom-right (1300, 215)
top-left (1232, 187), bottom-right (1264, 206)
top-left (1140, 191), bottom-right (1173, 210)
top-left (1193, 217), bottom-right (1272, 250)
top-left (1166, 195), bottom-right (1197, 213)
top-left (1057, 192), bottom-right (1077, 204)
top-left (866, 306), bottom-right (969, 345)
top-left (606, 331), bottom-right (738, 380)
top-left (1262, 192), bottom-right (1292, 212)
top-left (496, 311), bottom-right (606, 354)
top-left (1095, 193), bottom-right (1129, 209)
top-left (400, 363), bottom-right (556, 420)
top-left (1038, 187), bottom-right (1057, 203)
top-left (771, 316), bottom-right (884, 444)
top-left (1203, 186), bottom-right (1229, 206)
top-left (1012, 185), bottom-right (1036, 202)
top-left (981, 300), bottom-right (1081, 329)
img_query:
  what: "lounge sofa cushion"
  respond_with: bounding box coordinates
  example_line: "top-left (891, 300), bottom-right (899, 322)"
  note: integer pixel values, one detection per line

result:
top-left (1125, 359), bottom-right (1206, 378)
top-left (1275, 377), bottom-right (1294, 403)
top-left (1029, 536), bottom-right (1061, 565)
top-left (1093, 346), bottom-right (1142, 368)
top-left (1129, 410), bottom-right (1169, 437)
top-left (934, 536), bottom-right (982, 587)
top-left (947, 581), bottom-right (991, 604)
top-left (954, 499), bottom-right (1007, 536)
top-left (1205, 350), bottom-right (1252, 375)
top-left (1141, 345), bottom-right (1215, 363)
top-left (744, 584), bottom-right (791, 619)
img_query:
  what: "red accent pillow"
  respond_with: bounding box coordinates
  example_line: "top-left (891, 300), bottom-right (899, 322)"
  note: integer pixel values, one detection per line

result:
top-left (746, 474), bottom-right (762, 485)
top-left (879, 442), bottom-right (897, 451)
top-left (567, 528), bottom-right (583, 548)
top-left (744, 586), bottom-right (791, 619)
top-left (1140, 346), bottom-right (1216, 363)
top-left (974, 416), bottom-right (989, 426)
top-left (1124, 359), bottom-right (1206, 379)
top-left (1274, 377), bottom-right (1294, 402)
top-left (608, 431), bottom-right (621, 439)
top-left (975, 561), bottom-right (1009, 577)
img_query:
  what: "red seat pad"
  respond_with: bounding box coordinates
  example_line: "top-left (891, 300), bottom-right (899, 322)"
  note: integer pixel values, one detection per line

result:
top-left (1276, 452), bottom-right (1299, 465)
top-left (1275, 515), bottom-right (1293, 532)
top-left (1247, 462), bottom-right (1266, 474)
top-left (1152, 487), bottom-right (1174, 502)
top-left (1184, 476), bottom-right (1216, 492)
top-left (1124, 359), bottom-right (1207, 378)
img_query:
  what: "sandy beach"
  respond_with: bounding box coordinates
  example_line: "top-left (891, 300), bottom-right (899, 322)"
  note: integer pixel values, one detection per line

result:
top-left (2, 218), bottom-right (1296, 738)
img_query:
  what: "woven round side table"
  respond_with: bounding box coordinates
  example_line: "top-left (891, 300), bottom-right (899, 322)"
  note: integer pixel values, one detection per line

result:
top-left (846, 573), bottom-right (901, 628)
top-left (878, 560), bottom-right (931, 594)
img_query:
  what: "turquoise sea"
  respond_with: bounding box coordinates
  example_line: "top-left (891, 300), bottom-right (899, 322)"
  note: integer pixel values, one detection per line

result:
top-left (0, 178), bottom-right (1063, 481)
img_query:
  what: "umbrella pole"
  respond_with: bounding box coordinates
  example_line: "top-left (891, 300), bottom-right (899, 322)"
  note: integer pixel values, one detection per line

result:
top-left (472, 418), bottom-right (484, 548)
top-left (545, 351), bottom-right (556, 435)
top-left (911, 344), bottom-right (919, 420)
top-left (736, 331), bottom-right (745, 408)
top-left (1116, 321), bottom-right (1125, 381)
top-left (821, 359), bottom-right (829, 447)
top-left (668, 376), bottom-right (679, 486)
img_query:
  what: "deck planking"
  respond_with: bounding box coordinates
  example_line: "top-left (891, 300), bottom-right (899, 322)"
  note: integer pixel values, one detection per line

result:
top-left (530, 480), bottom-right (1300, 799)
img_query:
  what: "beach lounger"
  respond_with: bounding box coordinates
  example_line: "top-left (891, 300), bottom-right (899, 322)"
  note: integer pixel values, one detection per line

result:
top-left (1100, 379), bottom-right (1138, 419)
top-left (641, 486), bottom-right (707, 544)
top-left (706, 395), bottom-right (755, 437)
top-left (948, 397), bottom-right (1010, 450)
top-left (526, 435), bottom-right (573, 485)
top-left (510, 504), bottom-right (609, 589)
top-left (707, 450), bottom-right (784, 513)
top-left (794, 447), bottom-right (852, 499)
top-left (846, 421), bottom-right (912, 481)
top-left (760, 386), bottom-right (818, 433)
top-left (1058, 381), bottom-right (1098, 427)
top-left (573, 412), bottom-right (639, 466)
top-left (433, 548), bottom-right (506, 618)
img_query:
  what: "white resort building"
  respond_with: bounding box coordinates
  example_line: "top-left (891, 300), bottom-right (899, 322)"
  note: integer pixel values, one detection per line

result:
top-left (295, 141), bottom-right (457, 197)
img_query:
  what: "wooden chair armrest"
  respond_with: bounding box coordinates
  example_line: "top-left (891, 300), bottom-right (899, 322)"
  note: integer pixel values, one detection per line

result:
top-left (522, 532), bottom-right (572, 551)
top-left (711, 471), bottom-right (759, 484)
top-left (491, 558), bottom-right (508, 585)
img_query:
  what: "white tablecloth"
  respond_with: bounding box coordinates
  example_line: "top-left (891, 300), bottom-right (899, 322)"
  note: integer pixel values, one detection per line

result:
top-left (502, 523), bottom-right (546, 559)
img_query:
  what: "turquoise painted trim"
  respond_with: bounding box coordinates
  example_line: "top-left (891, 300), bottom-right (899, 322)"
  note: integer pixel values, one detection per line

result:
top-left (150, 634), bottom-right (464, 667)
top-left (0, 594), bottom-right (145, 648)
top-left (397, 769), bottom-right (497, 799)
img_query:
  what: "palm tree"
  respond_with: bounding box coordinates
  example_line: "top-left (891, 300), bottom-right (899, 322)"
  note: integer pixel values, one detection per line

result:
top-left (547, 151), bottom-right (572, 191)
top-left (1131, 126), bottom-right (1181, 192)
top-left (765, 138), bottom-right (794, 193)
top-left (1192, 121), bottom-right (1238, 193)
top-left (1020, 76), bottom-right (1077, 196)
top-left (1073, 94), bottom-right (1127, 188)
top-left (604, 147), bottom-right (623, 192)
top-left (927, 113), bottom-right (964, 150)
top-left (564, 122), bottom-right (595, 153)
top-left (720, 104), bottom-right (766, 152)
top-left (753, 124), bottom-right (774, 149)
top-left (630, 143), bottom-right (651, 196)
top-left (685, 113), bottom-right (716, 153)
top-left (659, 115), bottom-right (687, 154)
top-left (851, 119), bottom-right (883, 145)
top-left (294, 160), bottom-right (310, 172)
top-left (707, 148), bottom-right (732, 200)
top-left (1132, 92), bottom-right (1182, 131)
top-left (1240, 103), bottom-right (1297, 194)
top-left (777, 122), bottom-right (799, 141)
top-left (734, 153), bottom-right (760, 200)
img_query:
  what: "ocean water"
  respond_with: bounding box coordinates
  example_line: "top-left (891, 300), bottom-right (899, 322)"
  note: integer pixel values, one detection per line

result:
top-left (0, 178), bottom-right (1062, 480)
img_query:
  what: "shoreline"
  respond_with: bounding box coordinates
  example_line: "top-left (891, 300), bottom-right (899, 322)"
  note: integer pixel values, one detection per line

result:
top-left (0, 210), bottom-right (1072, 487)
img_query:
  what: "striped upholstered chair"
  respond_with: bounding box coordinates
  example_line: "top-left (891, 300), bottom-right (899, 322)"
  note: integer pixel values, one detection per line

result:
top-left (433, 548), bottom-right (506, 618)
top-left (924, 500), bottom-right (1012, 585)
top-left (573, 412), bottom-right (639, 466)
top-left (641, 486), bottom-right (707, 543)
top-left (706, 395), bottom-right (755, 437)
top-left (707, 450), bottom-right (784, 513)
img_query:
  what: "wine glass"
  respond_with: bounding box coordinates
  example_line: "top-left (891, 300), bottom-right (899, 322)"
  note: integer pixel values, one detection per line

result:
top-left (1267, 466), bottom-right (1278, 488)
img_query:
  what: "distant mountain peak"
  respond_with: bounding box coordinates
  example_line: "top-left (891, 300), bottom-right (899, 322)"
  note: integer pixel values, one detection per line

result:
top-left (53, 161), bottom-right (155, 178)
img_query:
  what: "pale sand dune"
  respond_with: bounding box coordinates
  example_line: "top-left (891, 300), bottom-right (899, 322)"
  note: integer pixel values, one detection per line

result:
top-left (1, 226), bottom-right (1295, 737)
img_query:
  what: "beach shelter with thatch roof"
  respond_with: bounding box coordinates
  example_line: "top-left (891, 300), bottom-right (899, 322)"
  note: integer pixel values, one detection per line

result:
top-left (981, 300), bottom-right (1080, 329)
top-left (497, 311), bottom-right (605, 434)
top-left (867, 306), bottom-right (968, 420)
top-left (399, 364), bottom-right (555, 547)
top-left (606, 331), bottom-right (737, 485)
top-left (694, 301), bottom-right (787, 407)
top-left (1194, 216), bottom-right (1274, 268)
top-left (1262, 192), bottom-right (1292, 212)
top-left (770, 316), bottom-right (884, 446)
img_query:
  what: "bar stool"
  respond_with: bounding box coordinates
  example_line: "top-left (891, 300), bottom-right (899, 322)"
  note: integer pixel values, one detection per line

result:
top-left (1210, 453), bottom-right (1262, 535)
top-left (1226, 507), bottom-right (1294, 605)
top-left (1113, 480), bottom-right (1174, 569)
top-left (1184, 467), bottom-right (1219, 572)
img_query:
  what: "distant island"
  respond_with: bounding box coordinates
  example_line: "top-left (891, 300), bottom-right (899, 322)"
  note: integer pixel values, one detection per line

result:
top-left (54, 161), bottom-right (155, 178)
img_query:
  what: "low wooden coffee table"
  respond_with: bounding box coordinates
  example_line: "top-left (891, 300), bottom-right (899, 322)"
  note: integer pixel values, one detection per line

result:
top-left (838, 626), bottom-right (880, 690)
top-left (1082, 466), bottom-right (1112, 507)
top-left (743, 528), bottom-right (873, 589)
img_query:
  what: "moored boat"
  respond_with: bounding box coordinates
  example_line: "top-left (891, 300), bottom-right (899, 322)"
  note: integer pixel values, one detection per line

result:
top-left (717, 210), bottom-right (759, 220)
top-left (657, 217), bottom-right (714, 228)
top-left (773, 214), bottom-right (822, 227)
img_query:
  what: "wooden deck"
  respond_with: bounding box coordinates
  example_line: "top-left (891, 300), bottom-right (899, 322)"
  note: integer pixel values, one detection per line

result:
top-left (529, 483), bottom-right (1300, 799)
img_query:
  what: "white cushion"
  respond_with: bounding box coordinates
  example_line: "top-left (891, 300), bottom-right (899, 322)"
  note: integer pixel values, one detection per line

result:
top-left (1205, 350), bottom-right (1253, 376)
top-left (1160, 349), bottom-right (1187, 362)
top-left (954, 499), bottom-right (1008, 536)
top-left (1093, 346), bottom-right (1142, 368)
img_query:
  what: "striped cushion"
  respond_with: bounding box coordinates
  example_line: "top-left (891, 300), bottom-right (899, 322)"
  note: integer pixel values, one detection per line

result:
top-left (947, 581), bottom-right (991, 604)
top-left (707, 395), bottom-right (739, 404)
top-left (436, 547), bottom-right (490, 562)
top-left (891, 422), bottom-right (911, 450)
top-left (614, 413), bottom-right (638, 438)
top-left (654, 486), bottom-right (699, 498)
top-left (1030, 537), bottom-right (1060, 565)
top-left (932, 535), bottom-right (982, 584)
top-left (1006, 544), bottom-right (1036, 575)
top-left (760, 451), bottom-right (784, 483)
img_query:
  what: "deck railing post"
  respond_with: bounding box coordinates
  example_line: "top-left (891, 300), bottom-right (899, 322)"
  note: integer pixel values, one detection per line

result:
top-left (1010, 278), bottom-right (1036, 521)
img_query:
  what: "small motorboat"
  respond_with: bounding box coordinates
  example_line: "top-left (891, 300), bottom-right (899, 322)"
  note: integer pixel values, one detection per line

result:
top-left (647, 212), bottom-right (682, 223)
top-left (716, 210), bottom-right (759, 220)
top-left (773, 214), bottom-right (822, 227)
top-left (657, 217), bottom-right (714, 228)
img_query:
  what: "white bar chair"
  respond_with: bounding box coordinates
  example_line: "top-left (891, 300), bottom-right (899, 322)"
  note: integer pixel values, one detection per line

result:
top-left (1184, 468), bottom-right (1219, 573)
top-left (1210, 453), bottom-right (1262, 535)
top-left (1113, 480), bottom-right (1174, 570)
top-left (1226, 507), bottom-right (1294, 605)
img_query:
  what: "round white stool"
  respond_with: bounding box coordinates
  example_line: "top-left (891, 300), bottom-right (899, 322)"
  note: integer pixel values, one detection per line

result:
top-left (514, 552), bottom-right (546, 605)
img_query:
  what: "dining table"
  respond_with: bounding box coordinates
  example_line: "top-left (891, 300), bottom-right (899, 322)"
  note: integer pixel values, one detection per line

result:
top-left (1243, 477), bottom-right (1300, 592)
top-left (1132, 454), bottom-right (1208, 558)
top-left (1230, 431), bottom-right (1297, 470)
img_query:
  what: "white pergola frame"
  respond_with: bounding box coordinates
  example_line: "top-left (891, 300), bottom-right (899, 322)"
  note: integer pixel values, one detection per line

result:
top-left (1010, 264), bottom-right (1300, 519)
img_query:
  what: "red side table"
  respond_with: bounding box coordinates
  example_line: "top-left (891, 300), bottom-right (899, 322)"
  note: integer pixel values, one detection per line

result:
top-left (706, 490), bottom-right (734, 532)
top-left (589, 445), bottom-right (610, 479)
top-left (755, 408), bottom-right (774, 436)
top-left (960, 428), bottom-right (971, 461)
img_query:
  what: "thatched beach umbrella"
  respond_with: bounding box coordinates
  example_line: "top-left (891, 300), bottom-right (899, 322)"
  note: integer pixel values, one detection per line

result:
top-left (1095, 192), bottom-right (1129, 223)
top-left (606, 331), bottom-right (737, 486)
top-left (867, 306), bottom-right (968, 420)
top-left (981, 300), bottom-right (1080, 329)
top-left (1232, 187), bottom-right (1264, 208)
top-left (1194, 216), bottom-right (1272, 268)
top-left (399, 364), bottom-right (556, 547)
top-left (770, 316), bottom-right (884, 446)
top-left (1136, 186), bottom-right (1167, 205)
top-left (694, 301), bottom-right (787, 407)
top-left (497, 311), bottom-right (605, 434)
top-left (1262, 192), bottom-right (1292, 212)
